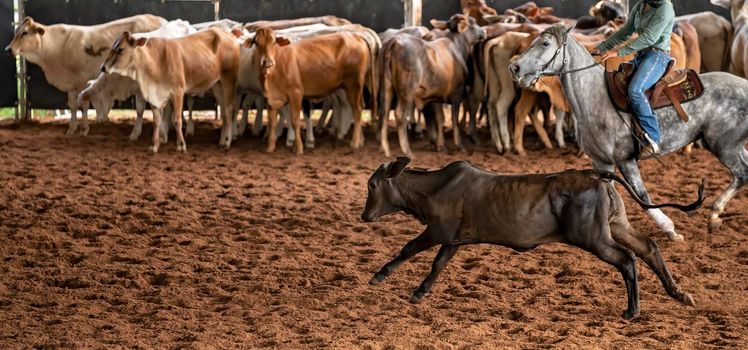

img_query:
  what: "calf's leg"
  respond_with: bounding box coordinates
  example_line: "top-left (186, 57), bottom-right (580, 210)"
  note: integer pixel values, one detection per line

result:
top-left (411, 244), bottom-right (459, 303)
top-left (370, 231), bottom-right (437, 285)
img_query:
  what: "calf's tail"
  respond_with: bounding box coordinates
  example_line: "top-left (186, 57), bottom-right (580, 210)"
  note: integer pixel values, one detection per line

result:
top-left (599, 171), bottom-right (705, 212)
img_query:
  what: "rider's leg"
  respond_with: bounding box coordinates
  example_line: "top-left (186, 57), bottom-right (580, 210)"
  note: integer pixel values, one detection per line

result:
top-left (627, 50), bottom-right (670, 150)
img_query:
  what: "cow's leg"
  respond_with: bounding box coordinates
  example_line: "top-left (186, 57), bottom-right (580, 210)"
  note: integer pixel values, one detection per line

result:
top-left (317, 98), bottom-right (333, 134)
top-left (369, 230), bottom-right (437, 285)
top-left (555, 108), bottom-right (567, 148)
top-left (253, 98), bottom-right (266, 137)
top-left (347, 84), bottom-right (365, 149)
top-left (609, 215), bottom-right (695, 307)
top-left (289, 97), bottom-right (304, 155)
top-left (395, 101), bottom-right (413, 157)
top-left (450, 100), bottom-right (463, 150)
top-left (434, 104), bottom-right (446, 152)
top-left (303, 101), bottom-right (315, 149)
top-left (266, 107), bottom-right (279, 153)
top-left (564, 202), bottom-right (640, 319)
top-left (411, 244), bottom-right (459, 303)
top-left (487, 102), bottom-right (503, 154)
top-left (380, 82), bottom-right (394, 157)
top-left (149, 107), bottom-right (162, 153)
top-left (513, 90), bottom-right (535, 156)
top-left (66, 91), bottom-right (80, 136)
top-left (617, 160), bottom-right (682, 241)
top-left (130, 94), bottom-right (146, 141)
top-left (186, 96), bottom-right (195, 137)
top-left (161, 103), bottom-right (171, 144)
top-left (172, 92), bottom-right (186, 153)
top-left (530, 106), bottom-right (554, 150)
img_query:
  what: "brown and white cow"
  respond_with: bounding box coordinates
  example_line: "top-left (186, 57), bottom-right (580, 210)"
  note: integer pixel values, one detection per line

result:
top-left (5, 15), bottom-right (166, 136)
top-left (677, 11), bottom-right (732, 72)
top-left (379, 14), bottom-right (485, 157)
top-left (101, 28), bottom-right (240, 153)
top-left (249, 27), bottom-right (370, 155)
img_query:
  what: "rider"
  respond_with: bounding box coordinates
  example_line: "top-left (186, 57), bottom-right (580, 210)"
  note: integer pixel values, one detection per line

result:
top-left (593, 0), bottom-right (675, 159)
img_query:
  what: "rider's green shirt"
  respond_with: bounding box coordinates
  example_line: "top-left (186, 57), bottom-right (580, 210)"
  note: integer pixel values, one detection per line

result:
top-left (596, 0), bottom-right (675, 57)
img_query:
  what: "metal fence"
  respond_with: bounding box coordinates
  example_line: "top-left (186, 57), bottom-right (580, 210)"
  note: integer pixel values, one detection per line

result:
top-left (6, 0), bottom-right (734, 114)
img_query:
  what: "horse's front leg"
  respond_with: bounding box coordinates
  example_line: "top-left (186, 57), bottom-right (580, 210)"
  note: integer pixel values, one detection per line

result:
top-left (617, 160), bottom-right (683, 242)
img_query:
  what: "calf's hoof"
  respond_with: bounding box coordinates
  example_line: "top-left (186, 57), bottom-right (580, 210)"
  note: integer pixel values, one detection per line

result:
top-left (369, 273), bottom-right (385, 285)
top-left (410, 290), bottom-right (426, 304)
top-left (621, 309), bottom-right (640, 320)
top-left (681, 293), bottom-right (695, 307)
top-left (708, 218), bottom-right (722, 233)
top-left (666, 231), bottom-right (685, 242)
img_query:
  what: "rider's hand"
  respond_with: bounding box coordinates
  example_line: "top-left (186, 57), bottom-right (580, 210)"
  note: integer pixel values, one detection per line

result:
top-left (600, 50), bottom-right (619, 61)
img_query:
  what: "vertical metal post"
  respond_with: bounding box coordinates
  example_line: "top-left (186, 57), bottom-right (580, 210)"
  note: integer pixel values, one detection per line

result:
top-left (17, 0), bottom-right (28, 121)
top-left (620, 0), bottom-right (629, 15)
top-left (213, 0), bottom-right (219, 21)
top-left (404, 0), bottom-right (422, 27)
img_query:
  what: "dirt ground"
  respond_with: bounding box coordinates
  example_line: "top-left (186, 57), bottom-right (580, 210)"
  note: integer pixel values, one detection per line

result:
top-left (0, 119), bottom-right (746, 349)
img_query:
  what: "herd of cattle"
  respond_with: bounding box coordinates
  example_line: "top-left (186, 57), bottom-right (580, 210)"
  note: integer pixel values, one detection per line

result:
top-left (4, 0), bottom-right (742, 156)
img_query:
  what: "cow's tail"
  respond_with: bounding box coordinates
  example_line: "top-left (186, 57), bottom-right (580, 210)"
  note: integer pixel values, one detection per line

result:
top-left (599, 171), bottom-right (705, 212)
top-left (362, 29), bottom-right (380, 124)
top-left (377, 39), bottom-right (394, 124)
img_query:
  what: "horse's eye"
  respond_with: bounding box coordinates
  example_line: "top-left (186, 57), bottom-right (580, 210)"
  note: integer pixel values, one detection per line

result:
top-left (542, 41), bottom-right (550, 47)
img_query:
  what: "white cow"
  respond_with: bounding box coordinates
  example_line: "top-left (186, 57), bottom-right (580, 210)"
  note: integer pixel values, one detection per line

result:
top-left (5, 15), bottom-right (166, 135)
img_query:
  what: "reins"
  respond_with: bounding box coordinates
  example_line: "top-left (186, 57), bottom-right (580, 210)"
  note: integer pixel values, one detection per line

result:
top-left (530, 31), bottom-right (668, 167)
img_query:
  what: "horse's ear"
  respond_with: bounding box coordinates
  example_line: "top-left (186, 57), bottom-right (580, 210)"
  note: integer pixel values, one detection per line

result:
top-left (564, 20), bottom-right (577, 34)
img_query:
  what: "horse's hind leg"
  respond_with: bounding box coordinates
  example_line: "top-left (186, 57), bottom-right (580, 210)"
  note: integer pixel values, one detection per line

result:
top-left (617, 160), bottom-right (683, 242)
top-left (609, 209), bottom-right (694, 307)
top-left (708, 147), bottom-right (748, 231)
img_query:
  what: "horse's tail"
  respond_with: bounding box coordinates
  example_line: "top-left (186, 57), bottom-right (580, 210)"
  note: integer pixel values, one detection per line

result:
top-left (598, 171), bottom-right (705, 212)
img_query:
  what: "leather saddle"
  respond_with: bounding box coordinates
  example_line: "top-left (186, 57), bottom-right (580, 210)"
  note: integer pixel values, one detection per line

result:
top-left (605, 59), bottom-right (704, 122)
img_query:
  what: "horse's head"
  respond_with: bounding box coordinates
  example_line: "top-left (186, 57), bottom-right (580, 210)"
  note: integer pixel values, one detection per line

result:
top-left (509, 22), bottom-right (576, 88)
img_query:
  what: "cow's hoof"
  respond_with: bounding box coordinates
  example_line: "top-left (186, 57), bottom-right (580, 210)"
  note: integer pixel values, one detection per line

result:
top-left (129, 134), bottom-right (139, 142)
top-left (147, 146), bottom-right (159, 154)
top-left (266, 146), bottom-right (276, 153)
top-left (305, 141), bottom-right (315, 149)
top-left (516, 149), bottom-right (527, 157)
top-left (667, 231), bottom-right (685, 242)
top-left (410, 291), bottom-right (426, 304)
top-left (160, 137), bottom-right (168, 145)
top-left (621, 309), bottom-right (640, 320)
top-left (176, 145), bottom-right (187, 153)
top-left (66, 127), bottom-right (77, 137)
top-left (79, 127), bottom-right (89, 137)
top-left (708, 218), bottom-right (722, 233)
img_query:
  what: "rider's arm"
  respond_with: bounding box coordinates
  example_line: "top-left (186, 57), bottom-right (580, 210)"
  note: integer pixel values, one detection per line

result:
top-left (595, 3), bottom-right (637, 53)
top-left (617, 4), bottom-right (675, 56)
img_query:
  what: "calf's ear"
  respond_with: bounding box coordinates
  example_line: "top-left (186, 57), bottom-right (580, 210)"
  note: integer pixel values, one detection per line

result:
top-left (430, 19), bottom-right (448, 30)
top-left (276, 36), bottom-right (291, 46)
top-left (386, 157), bottom-right (411, 178)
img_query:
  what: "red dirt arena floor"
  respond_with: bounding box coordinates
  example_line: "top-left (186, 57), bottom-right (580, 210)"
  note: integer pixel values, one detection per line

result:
top-left (0, 119), bottom-right (746, 349)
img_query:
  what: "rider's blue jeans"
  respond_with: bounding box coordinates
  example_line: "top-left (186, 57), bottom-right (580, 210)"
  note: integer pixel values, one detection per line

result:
top-left (628, 49), bottom-right (670, 144)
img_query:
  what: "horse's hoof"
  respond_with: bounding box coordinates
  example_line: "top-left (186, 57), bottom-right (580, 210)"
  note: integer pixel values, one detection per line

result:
top-left (621, 309), bottom-right (640, 320)
top-left (708, 218), bottom-right (722, 233)
top-left (667, 231), bottom-right (685, 242)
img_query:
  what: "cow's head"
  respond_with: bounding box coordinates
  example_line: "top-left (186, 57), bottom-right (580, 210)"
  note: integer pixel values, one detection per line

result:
top-left (430, 14), bottom-right (485, 46)
top-left (590, 1), bottom-right (626, 22)
top-left (509, 22), bottom-right (575, 89)
top-left (361, 157), bottom-right (411, 222)
top-left (101, 31), bottom-right (146, 78)
top-left (246, 27), bottom-right (290, 74)
top-left (5, 17), bottom-right (46, 59)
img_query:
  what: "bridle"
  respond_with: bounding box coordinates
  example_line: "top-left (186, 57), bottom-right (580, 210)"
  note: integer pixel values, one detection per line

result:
top-left (520, 30), bottom-right (601, 85)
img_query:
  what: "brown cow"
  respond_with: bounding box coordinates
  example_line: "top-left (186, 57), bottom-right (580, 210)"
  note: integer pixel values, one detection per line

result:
top-left (379, 15), bottom-right (485, 157)
top-left (461, 0), bottom-right (498, 26)
top-left (101, 28), bottom-right (240, 153)
top-left (249, 27), bottom-right (370, 154)
top-left (244, 16), bottom-right (351, 32)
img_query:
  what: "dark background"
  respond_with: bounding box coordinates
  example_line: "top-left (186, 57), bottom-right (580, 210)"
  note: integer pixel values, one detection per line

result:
top-left (10, 0), bottom-right (732, 110)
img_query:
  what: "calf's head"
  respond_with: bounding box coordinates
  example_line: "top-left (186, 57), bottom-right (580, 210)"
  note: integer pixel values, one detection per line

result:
top-left (101, 32), bottom-right (146, 79)
top-left (6, 17), bottom-right (46, 60)
top-left (430, 14), bottom-right (486, 46)
top-left (246, 27), bottom-right (290, 74)
top-left (361, 157), bottom-right (411, 222)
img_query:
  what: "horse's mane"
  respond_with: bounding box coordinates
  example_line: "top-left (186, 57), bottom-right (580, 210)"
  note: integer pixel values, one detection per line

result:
top-left (540, 24), bottom-right (568, 45)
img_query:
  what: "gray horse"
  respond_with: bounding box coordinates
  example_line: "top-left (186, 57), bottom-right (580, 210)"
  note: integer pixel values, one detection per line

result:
top-left (509, 23), bottom-right (748, 241)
